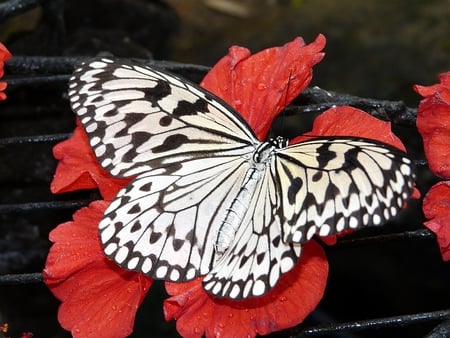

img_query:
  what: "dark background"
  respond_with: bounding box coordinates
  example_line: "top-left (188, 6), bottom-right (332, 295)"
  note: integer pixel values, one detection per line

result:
top-left (0, 0), bottom-right (449, 337)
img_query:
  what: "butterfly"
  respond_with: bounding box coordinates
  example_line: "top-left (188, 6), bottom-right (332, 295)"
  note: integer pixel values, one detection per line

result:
top-left (68, 57), bottom-right (415, 300)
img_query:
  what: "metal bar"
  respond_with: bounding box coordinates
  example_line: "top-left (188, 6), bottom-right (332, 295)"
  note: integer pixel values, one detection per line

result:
top-left (0, 133), bottom-right (70, 145)
top-left (336, 229), bottom-right (435, 246)
top-left (0, 272), bottom-right (43, 285)
top-left (293, 309), bottom-right (450, 336)
top-left (0, 200), bottom-right (92, 213)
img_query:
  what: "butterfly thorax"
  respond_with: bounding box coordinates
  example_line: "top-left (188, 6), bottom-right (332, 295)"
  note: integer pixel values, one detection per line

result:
top-left (214, 137), bottom-right (287, 254)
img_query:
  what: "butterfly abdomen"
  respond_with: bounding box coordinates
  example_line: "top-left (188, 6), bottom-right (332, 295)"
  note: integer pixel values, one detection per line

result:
top-left (215, 140), bottom-right (280, 254)
top-left (215, 166), bottom-right (261, 253)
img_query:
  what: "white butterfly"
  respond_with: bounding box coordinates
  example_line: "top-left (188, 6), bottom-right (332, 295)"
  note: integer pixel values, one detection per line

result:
top-left (68, 57), bottom-right (415, 299)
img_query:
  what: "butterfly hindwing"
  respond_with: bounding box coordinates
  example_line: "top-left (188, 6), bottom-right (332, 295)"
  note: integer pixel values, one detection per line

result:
top-left (274, 138), bottom-right (415, 243)
top-left (203, 162), bottom-right (301, 299)
top-left (100, 154), bottom-right (251, 282)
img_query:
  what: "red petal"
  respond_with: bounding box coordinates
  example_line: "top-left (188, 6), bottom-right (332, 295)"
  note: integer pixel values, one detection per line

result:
top-left (43, 201), bottom-right (152, 338)
top-left (0, 43), bottom-right (11, 99)
top-left (51, 120), bottom-right (131, 200)
top-left (414, 71), bottom-right (450, 178)
top-left (422, 181), bottom-right (450, 261)
top-left (164, 241), bottom-right (328, 338)
top-left (0, 42), bottom-right (11, 65)
top-left (291, 106), bottom-right (406, 150)
top-left (201, 35), bottom-right (326, 140)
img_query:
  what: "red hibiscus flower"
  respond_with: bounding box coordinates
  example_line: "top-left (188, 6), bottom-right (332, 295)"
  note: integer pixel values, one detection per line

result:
top-left (45, 34), bottom-right (412, 338)
top-left (44, 201), bottom-right (152, 338)
top-left (0, 42), bottom-right (12, 100)
top-left (415, 71), bottom-right (450, 261)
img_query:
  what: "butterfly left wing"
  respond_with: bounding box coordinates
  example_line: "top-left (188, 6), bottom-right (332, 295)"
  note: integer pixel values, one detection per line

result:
top-left (273, 137), bottom-right (416, 243)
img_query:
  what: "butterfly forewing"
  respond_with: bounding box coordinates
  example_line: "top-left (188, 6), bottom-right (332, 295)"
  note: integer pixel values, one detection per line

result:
top-left (68, 58), bottom-right (258, 178)
top-left (274, 138), bottom-right (415, 243)
top-left (68, 57), bottom-right (415, 300)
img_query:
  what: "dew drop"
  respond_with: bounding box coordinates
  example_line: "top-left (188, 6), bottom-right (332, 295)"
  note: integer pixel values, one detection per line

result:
top-left (257, 83), bottom-right (267, 90)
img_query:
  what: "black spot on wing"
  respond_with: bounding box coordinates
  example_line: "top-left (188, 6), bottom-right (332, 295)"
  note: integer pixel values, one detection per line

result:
top-left (173, 99), bottom-right (209, 117)
top-left (288, 177), bottom-right (303, 204)
top-left (150, 231), bottom-right (162, 244)
top-left (152, 134), bottom-right (189, 153)
top-left (343, 147), bottom-right (361, 169)
top-left (131, 131), bottom-right (152, 145)
top-left (159, 115), bottom-right (172, 126)
top-left (139, 182), bottom-right (152, 191)
top-left (125, 112), bottom-right (147, 126)
top-left (144, 80), bottom-right (171, 105)
top-left (316, 143), bottom-right (337, 167)
top-left (256, 252), bottom-right (266, 264)
top-left (312, 171), bottom-right (323, 181)
top-left (128, 203), bottom-right (141, 214)
top-left (130, 220), bottom-right (142, 232)
top-left (172, 238), bottom-right (184, 251)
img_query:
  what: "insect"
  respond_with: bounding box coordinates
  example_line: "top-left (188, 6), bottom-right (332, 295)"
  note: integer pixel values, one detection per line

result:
top-left (68, 57), bottom-right (415, 300)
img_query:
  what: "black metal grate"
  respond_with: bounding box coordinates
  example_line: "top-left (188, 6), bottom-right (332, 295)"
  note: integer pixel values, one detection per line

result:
top-left (0, 55), bottom-right (449, 337)
top-left (0, 0), bottom-right (449, 337)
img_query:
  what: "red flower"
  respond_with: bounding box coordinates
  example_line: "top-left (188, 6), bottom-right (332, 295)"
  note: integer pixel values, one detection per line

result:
top-left (422, 182), bottom-right (450, 261)
top-left (415, 71), bottom-right (450, 261)
top-left (414, 72), bottom-right (450, 178)
top-left (201, 34), bottom-right (326, 140)
top-left (0, 42), bottom-right (12, 100)
top-left (43, 201), bottom-right (152, 338)
top-left (164, 241), bottom-right (327, 338)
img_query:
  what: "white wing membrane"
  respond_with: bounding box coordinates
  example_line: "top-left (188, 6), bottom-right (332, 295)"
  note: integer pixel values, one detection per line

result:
top-left (68, 57), bottom-right (416, 300)
top-left (203, 164), bottom-right (301, 299)
top-left (68, 58), bottom-right (258, 178)
top-left (274, 138), bottom-right (415, 243)
top-left (100, 155), bottom-right (250, 281)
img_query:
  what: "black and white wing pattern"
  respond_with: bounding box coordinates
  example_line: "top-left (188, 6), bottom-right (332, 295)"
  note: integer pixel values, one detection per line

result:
top-left (69, 57), bottom-right (257, 178)
top-left (273, 138), bottom-right (415, 243)
top-left (68, 57), bottom-right (415, 300)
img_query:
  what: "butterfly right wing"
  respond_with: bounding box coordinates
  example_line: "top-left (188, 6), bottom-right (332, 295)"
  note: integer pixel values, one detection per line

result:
top-left (273, 137), bottom-right (415, 243)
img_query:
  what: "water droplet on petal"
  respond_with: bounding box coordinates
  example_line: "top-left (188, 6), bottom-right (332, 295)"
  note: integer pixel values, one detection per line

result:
top-left (257, 83), bottom-right (267, 90)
